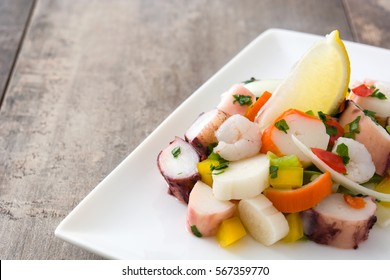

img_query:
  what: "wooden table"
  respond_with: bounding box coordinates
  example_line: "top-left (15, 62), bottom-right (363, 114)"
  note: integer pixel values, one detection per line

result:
top-left (1, 0), bottom-right (389, 260)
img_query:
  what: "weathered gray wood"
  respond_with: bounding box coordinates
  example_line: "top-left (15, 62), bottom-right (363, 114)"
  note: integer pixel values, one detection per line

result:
top-left (0, 0), bottom-right (35, 106)
top-left (0, 0), bottom-right (361, 259)
top-left (344, 0), bottom-right (390, 48)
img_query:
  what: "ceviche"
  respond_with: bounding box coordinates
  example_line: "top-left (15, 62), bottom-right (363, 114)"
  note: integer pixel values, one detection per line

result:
top-left (157, 31), bottom-right (390, 249)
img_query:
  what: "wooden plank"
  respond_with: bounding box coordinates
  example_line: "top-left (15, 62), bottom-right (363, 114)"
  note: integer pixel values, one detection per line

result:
top-left (344, 0), bottom-right (390, 48)
top-left (0, 0), bottom-right (353, 259)
top-left (0, 0), bottom-right (35, 106)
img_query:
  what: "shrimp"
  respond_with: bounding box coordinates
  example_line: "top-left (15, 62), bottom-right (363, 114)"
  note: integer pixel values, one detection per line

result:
top-left (213, 114), bottom-right (261, 161)
top-left (217, 84), bottom-right (256, 116)
top-left (331, 137), bottom-right (375, 184)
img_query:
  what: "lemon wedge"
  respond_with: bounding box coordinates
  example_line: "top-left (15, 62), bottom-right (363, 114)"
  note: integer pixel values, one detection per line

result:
top-left (256, 30), bottom-right (350, 131)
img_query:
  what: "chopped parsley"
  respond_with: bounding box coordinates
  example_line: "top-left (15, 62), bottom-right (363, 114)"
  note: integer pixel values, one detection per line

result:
top-left (318, 111), bottom-right (337, 137)
top-left (363, 109), bottom-right (379, 125)
top-left (365, 174), bottom-right (383, 184)
top-left (210, 162), bottom-right (229, 171)
top-left (370, 87), bottom-right (387, 100)
top-left (207, 142), bottom-right (217, 154)
top-left (274, 119), bottom-right (289, 134)
top-left (171, 146), bottom-right (181, 158)
top-left (210, 162), bottom-right (229, 175)
top-left (336, 143), bottom-right (350, 165)
top-left (207, 151), bottom-right (229, 175)
top-left (269, 165), bottom-right (279, 179)
top-left (305, 110), bottom-right (315, 116)
top-left (344, 116), bottom-right (361, 139)
top-left (326, 125), bottom-right (338, 137)
top-left (232, 94), bottom-right (253, 106)
top-left (386, 126), bottom-right (390, 134)
top-left (318, 111), bottom-right (328, 122)
top-left (191, 225), bottom-right (202, 238)
top-left (242, 77), bottom-right (257, 84)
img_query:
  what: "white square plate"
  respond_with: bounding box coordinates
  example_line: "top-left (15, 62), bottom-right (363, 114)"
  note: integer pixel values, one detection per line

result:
top-left (55, 29), bottom-right (390, 259)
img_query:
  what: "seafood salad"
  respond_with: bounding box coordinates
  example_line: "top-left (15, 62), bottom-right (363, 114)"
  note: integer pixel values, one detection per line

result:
top-left (157, 31), bottom-right (390, 249)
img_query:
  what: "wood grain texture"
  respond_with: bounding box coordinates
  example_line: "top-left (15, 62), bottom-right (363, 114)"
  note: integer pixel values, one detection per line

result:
top-left (0, 0), bottom-right (35, 105)
top-left (0, 0), bottom-right (357, 259)
top-left (344, 0), bottom-right (390, 48)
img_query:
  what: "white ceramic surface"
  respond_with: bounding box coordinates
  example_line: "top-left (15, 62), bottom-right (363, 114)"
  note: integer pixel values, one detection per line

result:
top-left (55, 29), bottom-right (390, 259)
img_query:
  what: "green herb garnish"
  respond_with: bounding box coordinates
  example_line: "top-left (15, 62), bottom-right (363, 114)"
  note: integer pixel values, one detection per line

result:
top-left (318, 111), bottom-right (327, 122)
top-left (318, 111), bottom-right (338, 137)
top-left (210, 162), bottom-right (229, 175)
top-left (242, 77), bottom-right (257, 84)
top-left (326, 125), bottom-right (338, 137)
top-left (232, 94), bottom-right (253, 106)
top-left (336, 143), bottom-right (350, 165)
top-left (191, 225), bottom-right (202, 238)
top-left (269, 165), bottom-right (279, 179)
top-left (370, 87), bottom-right (387, 100)
top-left (386, 126), bottom-right (390, 134)
top-left (208, 150), bottom-right (229, 175)
top-left (363, 109), bottom-right (379, 125)
top-left (210, 162), bottom-right (229, 171)
top-left (171, 147), bottom-right (181, 158)
top-left (274, 119), bottom-right (289, 134)
top-left (305, 110), bottom-right (315, 116)
top-left (365, 174), bottom-right (383, 184)
top-left (344, 116), bottom-right (361, 139)
top-left (207, 142), bottom-right (217, 154)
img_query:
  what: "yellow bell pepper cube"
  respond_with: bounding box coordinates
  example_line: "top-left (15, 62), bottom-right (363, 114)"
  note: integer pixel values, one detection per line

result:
top-left (283, 212), bottom-right (304, 243)
top-left (375, 176), bottom-right (390, 207)
top-left (216, 217), bottom-right (247, 247)
top-left (197, 159), bottom-right (220, 187)
top-left (269, 166), bottom-right (303, 189)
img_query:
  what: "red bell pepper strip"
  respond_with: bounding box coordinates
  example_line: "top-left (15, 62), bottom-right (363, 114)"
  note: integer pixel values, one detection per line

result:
top-left (311, 148), bottom-right (347, 173)
top-left (351, 84), bottom-right (374, 97)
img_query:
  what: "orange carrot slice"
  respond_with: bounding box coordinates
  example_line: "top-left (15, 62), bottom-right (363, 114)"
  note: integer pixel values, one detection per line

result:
top-left (245, 91), bottom-right (272, 122)
top-left (263, 172), bottom-right (333, 213)
top-left (343, 194), bottom-right (366, 209)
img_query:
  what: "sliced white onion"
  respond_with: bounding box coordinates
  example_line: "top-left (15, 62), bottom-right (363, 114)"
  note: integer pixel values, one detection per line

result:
top-left (291, 135), bottom-right (390, 202)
